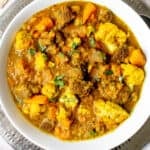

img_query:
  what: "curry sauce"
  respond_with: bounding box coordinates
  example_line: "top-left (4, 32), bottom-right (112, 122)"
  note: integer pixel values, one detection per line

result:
top-left (7, 1), bottom-right (146, 140)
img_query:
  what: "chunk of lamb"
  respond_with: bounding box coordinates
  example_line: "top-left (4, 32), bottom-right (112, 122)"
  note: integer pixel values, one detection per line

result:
top-left (52, 5), bottom-right (74, 29)
top-left (40, 118), bottom-right (55, 132)
top-left (69, 79), bottom-right (93, 98)
top-left (111, 46), bottom-right (129, 63)
top-left (98, 7), bottom-right (113, 23)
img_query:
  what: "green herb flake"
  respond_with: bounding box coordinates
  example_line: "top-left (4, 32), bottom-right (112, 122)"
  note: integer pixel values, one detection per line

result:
top-left (104, 70), bottom-right (113, 75)
top-left (38, 42), bottom-right (47, 52)
top-left (28, 48), bottom-right (36, 56)
top-left (58, 52), bottom-right (65, 57)
top-left (48, 97), bottom-right (57, 102)
top-left (89, 37), bottom-right (96, 48)
top-left (54, 75), bottom-right (65, 88)
top-left (89, 129), bottom-right (97, 137)
top-left (71, 42), bottom-right (78, 50)
top-left (42, 53), bottom-right (48, 61)
top-left (101, 52), bottom-right (107, 61)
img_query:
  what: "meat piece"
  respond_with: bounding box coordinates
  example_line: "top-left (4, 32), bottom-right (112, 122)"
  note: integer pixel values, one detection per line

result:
top-left (116, 86), bottom-right (131, 104)
top-left (55, 31), bottom-right (65, 47)
top-left (63, 25), bottom-right (87, 38)
top-left (111, 46), bottom-right (129, 63)
top-left (88, 49), bottom-right (105, 64)
top-left (13, 84), bottom-right (31, 101)
top-left (55, 31), bottom-right (64, 43)
top-left (98, 7), bottom-right (113, 23)
top-left (70, 79), bottom-right (93, 98)
top-left (40, 118), bottom-right (55, 132)
top-left (52, 5), bottom-right (74, 29)
top-left (98, 79), bottom-right (123, 101)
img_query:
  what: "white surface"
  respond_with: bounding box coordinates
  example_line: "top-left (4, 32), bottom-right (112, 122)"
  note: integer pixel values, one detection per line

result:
top-left (0, 0), bottom-right (150, 150)
top-left (0, 136), bottom-right (13, 150)
top-left (142, 143), bottom-right (150, 150)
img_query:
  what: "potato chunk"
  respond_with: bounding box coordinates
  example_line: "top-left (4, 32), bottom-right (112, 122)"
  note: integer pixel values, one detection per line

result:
top-left (42, 83), bottom-right (56, 99)
top-left (93, 100), bottom-right (129, 129)
top-left (15, 31), bottom-right (32, 51)
top-left (35, 52), bottom-right (46, 71)
top-left (121, 64), bottom-right (144, 88)
top-left (95, 23), bottom-right (127, 54)
top-left (29, 103), bottom-right (41, 118)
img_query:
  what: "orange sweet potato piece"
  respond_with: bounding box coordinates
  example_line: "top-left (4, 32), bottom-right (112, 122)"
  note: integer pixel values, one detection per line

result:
top-left (24, 95), bottom-right (48, 104)
top-left (35, 17), bottom-right (53, 31)
top-left (83, 3), bottom-right (96, 24)
top-left (129, 49), bottom-right (146, 66)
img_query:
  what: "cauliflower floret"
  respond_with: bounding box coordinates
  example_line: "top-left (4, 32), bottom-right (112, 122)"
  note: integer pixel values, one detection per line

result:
top-left (35, 52), bottom-right (46, 71)
top-left (93, 99), bottom-right (129, 129)
top-left (15, 31), bottom-right (32, 51)
top-left (95, 23), bottom-right (127, 54)
top-left (42, 83), bottom-right (56, 99)
top-left (59, 88), bottom-right (78, 109)
top-left (121, 64), bottom-right (144, 88)
top-left (22, 103), bottom-right (41, 119)
top-left (56, 105), bottom-right (71, 129)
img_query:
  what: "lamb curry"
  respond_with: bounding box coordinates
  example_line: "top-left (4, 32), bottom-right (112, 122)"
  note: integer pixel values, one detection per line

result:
top-left (7, 1), bottom-right (146, 140)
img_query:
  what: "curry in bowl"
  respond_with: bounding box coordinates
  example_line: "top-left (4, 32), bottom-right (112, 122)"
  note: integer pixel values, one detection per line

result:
top-left (7, 1), bottom-right (146, 140)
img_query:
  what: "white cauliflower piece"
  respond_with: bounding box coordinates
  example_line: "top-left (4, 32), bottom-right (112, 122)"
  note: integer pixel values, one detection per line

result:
top-left (121, 64), bottom-right (144, 88)
top-left (93, 99), bottom-right (129, 129)
top-left (95, 23), bottom-right (127, 54)
top-left (59, 88), bottom-right (78, 109)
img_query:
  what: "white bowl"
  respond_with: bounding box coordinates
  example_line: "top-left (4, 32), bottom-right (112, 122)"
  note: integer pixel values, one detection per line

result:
top-left (0, 0), bottom-right (150, 149)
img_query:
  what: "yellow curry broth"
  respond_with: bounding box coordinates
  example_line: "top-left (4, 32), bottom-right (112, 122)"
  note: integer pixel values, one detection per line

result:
top-left (7, 1), bottom-right (146, 140)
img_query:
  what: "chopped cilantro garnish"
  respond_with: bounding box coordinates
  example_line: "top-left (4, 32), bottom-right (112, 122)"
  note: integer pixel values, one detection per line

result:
top-left (38, 42), bottom-right (47, 52)
top-left (28, 48), bottom-right (36, 56)
top-left (42, 53), bottom-right (48, 61)
top-left (54, 75), bottom-right (65, 88)
top-left (89, 129), bottom-right (97, 137)
top-left (104, 70), bottom-right (113, 75)
top-left (72, 42), bottom-right (78, 50)
top-left (89, 37), bottom-right (96, 48)
top-left (48, 97), bottom-right (57, 102)
top-left (101, 52), bottom-right (107, 61)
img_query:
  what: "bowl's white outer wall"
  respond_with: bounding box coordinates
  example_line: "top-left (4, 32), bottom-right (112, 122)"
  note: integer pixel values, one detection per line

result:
top-left (0, 0), bottom-right (150, 149)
